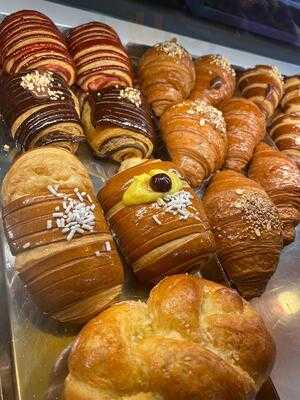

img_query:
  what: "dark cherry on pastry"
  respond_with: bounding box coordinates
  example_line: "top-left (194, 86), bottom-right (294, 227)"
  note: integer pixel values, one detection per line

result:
top-left (281, 75), bottom-right (300, 114)
top-left (66, 22), bottom-right (133, 91)
top-left (0, 70), bottom-right (84, 153)
top-left (189, 54), bottom-right (236, 106)
top-left (238, 65), bottom-right (284, 120)
top-left (0, 10), bottom-right (75, 85)
top-left (82, 86), bottom-right (155, 162)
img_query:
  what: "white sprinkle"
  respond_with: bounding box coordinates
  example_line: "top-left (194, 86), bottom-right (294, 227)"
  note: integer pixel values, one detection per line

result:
top-left (47, 220), bottom-right (52, 229)
top-left (55, 206), bottom-right (60, 211)
top-left (81, 192), bottom-right (86, 197)
top-left (56, 219), bottom-right (62, 228)
top-left (152, 215), bottom-right (162, 225)
top-left (66, 230), bottom-right (76, 241)
top-left (82, 224), bottom-right (94, 231)
top-left (104, 241), bottom-right (112, 251)
top-left (90, 204), bottom-right (96, 210)
top-left (53, 212), bottom-right (63, 218)
top-left (76, 192), bottom-right (84, 201)
top-left (95, 250), bottom-right (101, 257)
top-left (87, 194), bottom-right (93, 203)
top-left (47, 185), bottom-right (59, 196)
top-left (74, 188), bottom-right (79, 193)
top-left (22, 242), bottom-right (30, 249)
top-left (62, 227), bottom-right (70, 233)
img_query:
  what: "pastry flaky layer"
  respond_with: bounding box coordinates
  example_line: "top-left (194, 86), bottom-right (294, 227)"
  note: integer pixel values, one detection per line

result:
top-left (0, 70), bottom-right (84, 153)
top-left (139, 39), bottom-right (195, 117)
top-left (189, 54), bottom-right (236, 106)
top-left (160, 100), bottom-right (227, 187)
top-left (1, 147), bottom-right (124, 324)
top-left (98, 160), bottom-right (215, 284)
top-left (65, 274), bottom-right (275, 400)
top-left (221, 97), bottom-right (266, 171)
top-left (281, 75), bottom-right (300, 114)
top-left (249, 143), bottom-right (300, 245)
top-left (0, 10), bottom-right (75, 85)
top-left (66, 21), bottom-right (133, 91)
top-left (238, 65), bottom-right (284, 120)
top-left (203, 170), bottom-right (283, 299)
top-left (82, 86), bottom-right (155, 162)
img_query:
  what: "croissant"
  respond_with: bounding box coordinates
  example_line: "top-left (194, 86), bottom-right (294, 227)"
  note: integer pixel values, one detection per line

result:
top-left (160, 99), bottom-right (227, 187)
top-left (1, 147), bottom-right (124, 324)
top-left (65, 274), bottom-right (275, 400)
top-left (203, 170), bottom-right (283, 299)
top-left (249, 142), bottom-right (300, 245)
top-left (98, 159), bottom-right (215, 284)
top-left (238, 65), bottom-right (284, 120)
top-left (0, 10), bottom-right (75, 85)
top-left (0, 70), bottom-right (84, 153)
top-left (189, 54), bottom-right (236, 106)
top-left (221, 97), bottom-right (266, 171)
top-left (66, 22), bottom-right (133, 91)
top-left (139, 38), bottom-right (195, 116)
top-left (281, 75), bottom-right (300, 114)
top-left (82, 86), bottom-right (155, 162)
top-left (269, 112), bottom-right (300, 167)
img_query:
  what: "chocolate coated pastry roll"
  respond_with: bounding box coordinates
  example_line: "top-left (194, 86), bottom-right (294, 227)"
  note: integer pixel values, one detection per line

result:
top-left (203, 170), bottom-right (283, 299)
top-left (249, 143), bottom-right (300, 245)
top-left (98, 159), bottom-right (215, 284)
top-left (1, 147), bottom-right (124, 324)
top-left (0, 10), bottom-right (75, 85)
top-left (0, 70), bottom-right (84, 153)
top-left (281, 75), bottom-right (300, 114)
top-left (160, 100), bottom-right (227, 187)
top-left (222, 97), bottom-right (266, 171)
top-left (66, 22), bottom-right (133, 91)
top-left (189, 54), bottom-right (236, 106)
top-left (139, 38), bottom-right (195, 117)
top-left (82, 86), bottom-right (155, 162)
top-left (238, 65), bottom-right (284, 120)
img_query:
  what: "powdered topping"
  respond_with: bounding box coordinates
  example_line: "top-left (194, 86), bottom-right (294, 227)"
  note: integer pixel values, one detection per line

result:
top-left (155, 38), bottom-right (185, 58)
top-left (119, 87), bottom-right (142, 107)
top-left (187, 100), bottom-right (226, 133)
top-left (233, 191), bottom-right (281, 237)
top-left (156, 190), bottom-right (200, 221)
top-left (209, 55), bottom-right (235, 77)
top-left (20, 70), bottom-right (66, 100)
top-left (270, 66), bottom-right (284, 83)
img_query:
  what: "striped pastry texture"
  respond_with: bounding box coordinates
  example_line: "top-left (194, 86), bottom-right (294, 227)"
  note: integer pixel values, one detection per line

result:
top-left (281, 75), bottom-right (300, 114)
top-left (238, 65), bottom-right (284, 120)
top-left (66, 22), bottom-right (133, 91)
top-left (0, 10), bottom-right (75, 85)
top-left (98, 160), bottom-right (216, 284)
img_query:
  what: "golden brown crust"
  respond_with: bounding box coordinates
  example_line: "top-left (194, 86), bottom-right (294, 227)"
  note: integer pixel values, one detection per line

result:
top-left (202, 170), bottom-right (283, 299)
top-left (221, 97), bottom-right (266, 171)
top-left (249, 142), bottom-right (300, 244)
top-left (139, 39), bottom-right (195, 117)
top-left (65, 274), bottom-right (275, 400)
top-left (281, 75), bottom-right (300, 114)
top-left (189, 54), bottom-right (236, 106)
top-left (160, 100), bottom-right (227, 187)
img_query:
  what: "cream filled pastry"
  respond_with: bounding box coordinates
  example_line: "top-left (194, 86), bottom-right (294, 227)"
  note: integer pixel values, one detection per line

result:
top-left (0, 70), bottom-right (84, 153)
top-left (82, 86), bottom-right (155, 162)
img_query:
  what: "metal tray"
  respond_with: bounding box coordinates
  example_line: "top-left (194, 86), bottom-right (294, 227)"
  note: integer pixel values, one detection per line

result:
top-left (0, 43), bottom-right (299, 400)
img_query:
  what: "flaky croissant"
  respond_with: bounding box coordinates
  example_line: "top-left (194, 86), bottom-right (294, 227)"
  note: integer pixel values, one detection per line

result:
top-left (221, 97), bottom-right (266, 171)
top-left (189, 54), bottom-right (236, 106)
top-left (249, 142), bottom-right (300, 245)
top-left (281, 75), bottom-right (300, 114)
top-left (203, 170), bottom-right (283, 299)
top-left (160, 99), bottom-right (227, 187)
top-left (139, 39), bottom-right (195, 117)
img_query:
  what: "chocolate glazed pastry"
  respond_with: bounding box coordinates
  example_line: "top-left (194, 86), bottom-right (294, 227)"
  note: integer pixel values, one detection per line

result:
top-left (66, 22), bottom-right (133, 91)
top-left (1, 147), bottom-right (124, 324)
top-left (0, 10), bottom-right (75, 85)
top-left (0, 70), bottom-right (84, 153)
top-left (82, 86), bottom-right (155, 162)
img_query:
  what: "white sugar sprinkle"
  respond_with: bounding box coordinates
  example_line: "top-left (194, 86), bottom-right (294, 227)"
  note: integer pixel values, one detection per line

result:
top-left (104, 241), bottom-right (112, 251)
top-left (157, 191), bottom-right (199, 221)
top-left (22, 242), bottom-right (31, 249)
top-left (95, 250), bottom-right (101, 257)
top-left (47, 220), bottom-right (52, 229)
top-left (152, 215), bottom-right (162, 225)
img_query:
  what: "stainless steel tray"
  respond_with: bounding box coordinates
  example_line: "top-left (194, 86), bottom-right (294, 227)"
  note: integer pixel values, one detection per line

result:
top-left (0, 43), bottom-right (299, 400)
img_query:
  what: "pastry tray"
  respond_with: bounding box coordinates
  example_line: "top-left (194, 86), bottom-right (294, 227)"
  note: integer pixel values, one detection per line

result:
top-left (0, 43), bottom-right (299, 400)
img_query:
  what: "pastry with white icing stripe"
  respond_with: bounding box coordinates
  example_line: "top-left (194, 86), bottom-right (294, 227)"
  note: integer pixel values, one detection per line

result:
top-left (281, 75), bottom-right (300, 114)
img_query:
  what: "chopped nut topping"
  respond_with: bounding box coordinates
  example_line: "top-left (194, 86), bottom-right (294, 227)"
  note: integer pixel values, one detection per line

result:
top-left (209, 55), bottom-right (235, 77)
top-left (119, 87), bottom-right (142, 107)
top-left (187, 100), bottom-right (226, 133)
top-left (155, 38), bottom-right (185, 58)
top-left (20, 70), bottom-right (66, 101)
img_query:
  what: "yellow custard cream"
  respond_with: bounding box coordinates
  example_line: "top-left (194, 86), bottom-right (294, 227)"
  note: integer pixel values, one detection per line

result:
top-left (122, 169), bottom-right (184, 206)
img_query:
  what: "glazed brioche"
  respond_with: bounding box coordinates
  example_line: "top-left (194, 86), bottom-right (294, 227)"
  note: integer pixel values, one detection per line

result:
top-left (1, 147), bottom-right (124, 323)
top-left (65, 274), bottom-right (275, 400)
top-left (249, 142), bottom-right (300, 244)
top-left (203, 170), bottom-right (283, 299)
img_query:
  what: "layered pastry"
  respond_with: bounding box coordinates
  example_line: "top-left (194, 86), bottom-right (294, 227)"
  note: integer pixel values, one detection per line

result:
top-left (269, 112), bottom-right (300, 167)
top-left (98, 159), bottom-right (215, 284)
top-left (139, 38), bottom-right (195, 116)
top-left (65, 274), bottom-right (275, 400)
top-left (0, 10), bottom-right (75, 85)
top-left (82, 86), bottom-right (155, 162)
top-left (189, 54), bottom-right (236, 106)
top-left (238, 65), bottom-right (284, 120)
top-left (222, 97), bottom-right (266, 171)
top-left (160, 100), bottom-right (227, 187)
top-left (0, 70), bottom-right (84, 152)
top-left (249, 143), bottom-right (300, 245)
top-left (1, 147), bottom-right (124, 324)
top-left (66, 22), bottom-right (133, 91)
top-left (203, 170), bottom-right (283, 299)
top-left (281, 75), bottom-right (300, 114)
